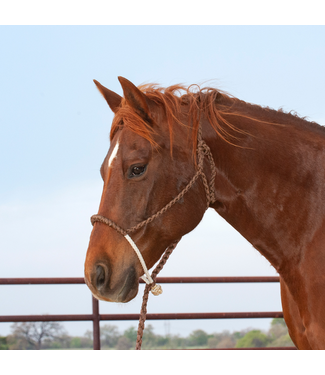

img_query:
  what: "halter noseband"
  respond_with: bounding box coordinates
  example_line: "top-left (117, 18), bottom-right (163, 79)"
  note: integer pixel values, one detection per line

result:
top-left (90, 125), bottom-right (216, 295)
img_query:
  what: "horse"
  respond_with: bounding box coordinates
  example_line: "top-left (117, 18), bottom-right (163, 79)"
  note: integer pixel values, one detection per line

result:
top-left (84, 76), bottom-right (325, 350)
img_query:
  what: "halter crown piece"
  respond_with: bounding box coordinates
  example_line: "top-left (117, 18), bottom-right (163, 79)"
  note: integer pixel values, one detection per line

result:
top-left (90, 124), bottom-right (216, 349)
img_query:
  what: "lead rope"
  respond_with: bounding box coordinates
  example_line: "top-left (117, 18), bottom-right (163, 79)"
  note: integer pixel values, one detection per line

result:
top-left (135, 239), bottom-right (180, 350)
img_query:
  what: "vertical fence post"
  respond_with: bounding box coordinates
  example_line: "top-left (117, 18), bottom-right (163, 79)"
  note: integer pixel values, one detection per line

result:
top-left (92, 295), bottom-right (100, 350)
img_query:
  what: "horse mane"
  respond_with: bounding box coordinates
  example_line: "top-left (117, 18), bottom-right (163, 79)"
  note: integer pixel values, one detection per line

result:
top-left (111, 83), bottom-right (245, 154)
top-left (110, 82), bottom-right (321, 154)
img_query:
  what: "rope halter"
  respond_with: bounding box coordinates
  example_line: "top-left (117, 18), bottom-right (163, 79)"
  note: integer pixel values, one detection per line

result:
top-left (90, 124), bottom-right (216, 296)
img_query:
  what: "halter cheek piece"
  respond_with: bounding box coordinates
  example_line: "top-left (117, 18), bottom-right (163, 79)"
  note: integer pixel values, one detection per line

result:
top-left (90, 125), bottom-right (216, 295)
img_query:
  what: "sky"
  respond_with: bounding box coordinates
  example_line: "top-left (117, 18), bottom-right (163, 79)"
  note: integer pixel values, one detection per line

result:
top-left (1, 24), bottom-right (325, 341)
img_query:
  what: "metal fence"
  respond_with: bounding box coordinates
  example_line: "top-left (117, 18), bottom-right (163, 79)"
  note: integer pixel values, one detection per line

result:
top-left (0, 276), bottom-right (296, 350)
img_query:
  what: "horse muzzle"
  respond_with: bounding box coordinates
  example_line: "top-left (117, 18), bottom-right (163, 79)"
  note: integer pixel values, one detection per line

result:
top-left (84, 262), bottom-right (139, 303)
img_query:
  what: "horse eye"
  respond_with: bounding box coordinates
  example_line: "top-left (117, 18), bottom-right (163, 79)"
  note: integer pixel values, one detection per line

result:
top-left (129, 165), bottom-right (147, 178)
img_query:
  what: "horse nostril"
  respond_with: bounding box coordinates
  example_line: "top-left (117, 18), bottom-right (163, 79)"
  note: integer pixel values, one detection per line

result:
top-left (95, 265), bottom-right (106, 290)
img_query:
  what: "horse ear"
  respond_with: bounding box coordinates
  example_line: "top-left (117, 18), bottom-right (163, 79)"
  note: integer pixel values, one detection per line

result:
top-left (93, 80), bottom-right (122, 113)
top-left (118, 76), bottom-right (152, 123)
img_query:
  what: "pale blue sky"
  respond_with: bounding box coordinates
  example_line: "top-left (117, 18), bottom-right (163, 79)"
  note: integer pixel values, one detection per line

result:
top-left (1, 26), bottom-right (324, 338)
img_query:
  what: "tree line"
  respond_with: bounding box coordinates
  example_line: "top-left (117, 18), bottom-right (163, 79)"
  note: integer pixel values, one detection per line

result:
top-left (0, 318), bottom-right (294, 350)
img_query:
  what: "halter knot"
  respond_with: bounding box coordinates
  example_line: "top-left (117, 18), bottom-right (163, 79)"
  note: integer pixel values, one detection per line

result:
top-left (197, 140), bottom-right (210, 155)
top-left (150, 284), bottom-right (163, 296)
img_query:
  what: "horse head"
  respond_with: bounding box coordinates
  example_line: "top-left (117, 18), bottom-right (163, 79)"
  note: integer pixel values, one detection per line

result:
top-left (84, 77), bottom-right (208, 302)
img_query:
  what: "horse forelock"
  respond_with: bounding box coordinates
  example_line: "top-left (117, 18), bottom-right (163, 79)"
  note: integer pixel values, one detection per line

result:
top-left (110, 83), bottom-right (241, 154)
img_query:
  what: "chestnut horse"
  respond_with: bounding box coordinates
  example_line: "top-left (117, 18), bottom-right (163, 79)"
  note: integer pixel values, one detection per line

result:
top-left (85, 77), bottom-right (325, 349)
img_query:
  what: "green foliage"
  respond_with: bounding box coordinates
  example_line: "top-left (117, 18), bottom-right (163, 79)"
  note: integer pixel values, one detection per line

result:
top-left (267, 318), bottom-right (294, 347)
top-left (123, 326), bottom-right (137, 343)
top-left (188, 329), bottom-right (209, 347)
top-left (271, 318), bottom-right (287, 327)
top-left (235, 330), bottom-right (270, 348)
top-left (100, 324), bottom-right (120, 348)
top-left (0, 336), bottom-right (8, 350)
top-left (116, 336), bottom-right (133, 350)
top-left (2, 317), bottom-right (295, 349)
top-left (207, 331), bottom-right (237, 348)
top-left (70, 337), bottom-right (82, 348)
top-left (8, 321), bottom-right (66, 350)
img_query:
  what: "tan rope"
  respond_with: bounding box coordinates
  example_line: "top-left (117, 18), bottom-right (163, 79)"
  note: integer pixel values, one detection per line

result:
top-left (135, 239), bottom-right (180, 350)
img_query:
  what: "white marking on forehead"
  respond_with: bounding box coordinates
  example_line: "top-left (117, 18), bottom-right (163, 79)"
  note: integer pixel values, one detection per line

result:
top-left (108, 141), bottom-right (119, 168)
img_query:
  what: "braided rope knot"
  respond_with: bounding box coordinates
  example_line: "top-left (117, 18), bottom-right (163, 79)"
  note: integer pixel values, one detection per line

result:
top-left (197, 140), bottom-right (209, 155)
top-left (150, 283), bottom-right (163, 296)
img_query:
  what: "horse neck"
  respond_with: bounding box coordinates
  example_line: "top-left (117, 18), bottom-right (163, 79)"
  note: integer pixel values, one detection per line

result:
top-left (202, 101), bottom-right (325, 273)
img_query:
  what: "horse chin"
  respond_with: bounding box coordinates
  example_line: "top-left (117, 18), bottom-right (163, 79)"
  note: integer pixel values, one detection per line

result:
top-left (116, 271), bottom-right (139, 302)
top-left (92, 284), bottom-right (139, 303)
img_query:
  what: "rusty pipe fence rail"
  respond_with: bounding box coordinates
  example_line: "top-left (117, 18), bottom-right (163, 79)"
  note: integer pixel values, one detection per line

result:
top-left (0, 276), bottom-right (296, 350)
